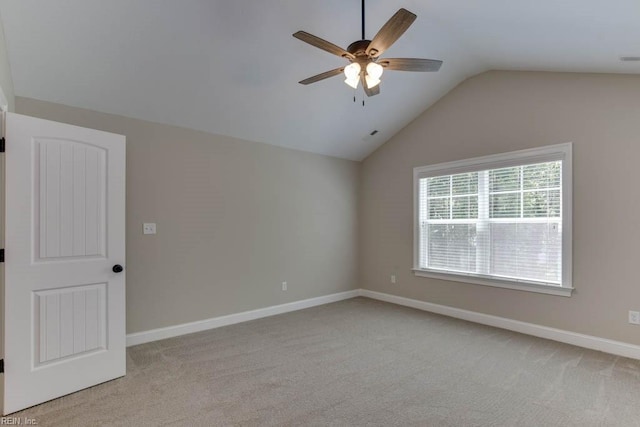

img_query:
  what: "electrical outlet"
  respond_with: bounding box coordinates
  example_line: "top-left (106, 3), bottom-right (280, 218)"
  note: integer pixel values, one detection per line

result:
top-left (390, 275), bottom-right (396, 284)
top-left (629, 311), bottom-right (640, 325)
top-left (282, 282), bottom-right (287, 291)
top-left (143, 223), bottom-right (157, 235)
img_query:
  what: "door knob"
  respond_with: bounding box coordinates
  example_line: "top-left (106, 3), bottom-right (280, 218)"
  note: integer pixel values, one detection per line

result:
top-left (112, 264), bottom-right (124, 273)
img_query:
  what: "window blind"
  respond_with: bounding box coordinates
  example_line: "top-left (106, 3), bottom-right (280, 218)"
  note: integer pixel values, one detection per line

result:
top-left (418, 161), bottom-right (562, 285)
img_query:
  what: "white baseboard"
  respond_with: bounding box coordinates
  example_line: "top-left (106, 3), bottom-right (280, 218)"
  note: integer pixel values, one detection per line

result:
top-left (127, 288), bottom-right (640, 360)
top-left (126, 290), bottom-right (359, 347)
top-left (360, 289), bottom-right (640, 360)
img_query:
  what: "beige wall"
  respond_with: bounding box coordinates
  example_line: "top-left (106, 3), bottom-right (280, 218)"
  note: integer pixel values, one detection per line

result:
top-left (360, 71), bottom-right (640, 345)
top-left (0, 15), bottom-right (14, 111)
top-left (16, 71), bottom-right (640, 346)
top-left (17, 97), bottom-right (360, 334)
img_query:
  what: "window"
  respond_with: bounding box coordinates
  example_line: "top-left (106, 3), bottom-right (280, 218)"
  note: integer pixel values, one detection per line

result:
top-left (413, 143), bottom-right (572, 296)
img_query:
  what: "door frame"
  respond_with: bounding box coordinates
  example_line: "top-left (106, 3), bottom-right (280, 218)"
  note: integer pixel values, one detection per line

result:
top-left (1, 107), bottom-right (8, 414)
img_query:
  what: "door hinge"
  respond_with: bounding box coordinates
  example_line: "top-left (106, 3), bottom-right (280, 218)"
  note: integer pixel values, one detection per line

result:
top-left (0, 359), bottom-right (4, 373)
top-left (0, 249), bottom-right (3, 263)
top-left (0, 137), bottom-right (4, 153)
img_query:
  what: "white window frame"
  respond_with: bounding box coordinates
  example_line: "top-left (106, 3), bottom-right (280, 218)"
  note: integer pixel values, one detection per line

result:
top-left (413, 143), bottom-right (573, 297)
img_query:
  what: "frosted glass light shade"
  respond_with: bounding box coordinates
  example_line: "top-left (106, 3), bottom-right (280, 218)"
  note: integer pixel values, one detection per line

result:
top-left (344, 63), bottom-right (361, 89)
top-left (365, 75), bottom-right (381, 89)
top-left (366, 62), bottom-right (383, 79)
top-left (365, 62), bottom-right (383, 88)
top-left (345, 77), bottom-right (359, 89)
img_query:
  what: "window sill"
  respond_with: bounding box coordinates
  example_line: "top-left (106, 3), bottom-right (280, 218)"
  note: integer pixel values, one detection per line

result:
top-left (412, 269), bottom-right (573, 297)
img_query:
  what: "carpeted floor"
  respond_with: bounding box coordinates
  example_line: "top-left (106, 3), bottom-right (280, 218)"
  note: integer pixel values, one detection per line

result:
top-left (12, 297), bottom-right (640, 426)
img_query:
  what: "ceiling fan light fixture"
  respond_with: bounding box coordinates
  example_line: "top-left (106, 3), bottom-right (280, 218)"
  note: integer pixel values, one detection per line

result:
top-left (365, 75), bottom-right (381, 89)
top-left (366, 62), bottom-right (383, 79)
top-left (345, 75), bottom-right (360, 89)
top-left (344, 62), bottom-right (361, 89)
top-left (365, 62), bottom-right (383, 88)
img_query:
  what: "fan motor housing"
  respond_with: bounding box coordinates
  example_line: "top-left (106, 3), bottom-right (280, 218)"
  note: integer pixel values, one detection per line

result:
top-left (347, 40), bottom-right (371, 58)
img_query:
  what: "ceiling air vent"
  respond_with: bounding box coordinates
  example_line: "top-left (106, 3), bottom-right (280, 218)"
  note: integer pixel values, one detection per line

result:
top-left (620, 56), bottom-right (640, 62)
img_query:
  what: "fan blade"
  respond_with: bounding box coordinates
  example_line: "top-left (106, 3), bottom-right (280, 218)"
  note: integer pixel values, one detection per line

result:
top-left (299, 67), bottom-right (345, 85)
top-left (378, 58), bottom-right (443, 72)
top-left (293, 31), bottom-right (355, 60)
top-left (366, 8), bottom-right (417, 58)
top-left (361, 74), bottom-right (380, 97)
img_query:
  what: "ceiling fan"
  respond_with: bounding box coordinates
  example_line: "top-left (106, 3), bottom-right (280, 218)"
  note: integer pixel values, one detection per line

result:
top-left (293, 0), bottom-right (443, 97)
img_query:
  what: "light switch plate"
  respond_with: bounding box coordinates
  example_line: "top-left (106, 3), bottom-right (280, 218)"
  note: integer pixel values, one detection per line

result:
top-left (143, 223), bottom-right (157, 235)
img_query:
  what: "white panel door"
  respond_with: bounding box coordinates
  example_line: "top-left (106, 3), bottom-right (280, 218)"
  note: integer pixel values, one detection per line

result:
top-left (3, 112), bottom-right (126, 414)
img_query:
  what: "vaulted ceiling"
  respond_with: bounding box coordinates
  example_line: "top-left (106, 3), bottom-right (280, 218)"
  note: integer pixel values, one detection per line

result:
top-left (1, 0), bottom-right (639, 160)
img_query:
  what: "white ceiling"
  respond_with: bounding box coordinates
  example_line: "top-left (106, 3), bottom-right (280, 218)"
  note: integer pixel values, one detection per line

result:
top-left (1, 0), bottom-right (639, 160)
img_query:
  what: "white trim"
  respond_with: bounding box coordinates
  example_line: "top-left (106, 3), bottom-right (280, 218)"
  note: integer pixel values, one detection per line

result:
top-left (360, 289), bottom-right (640, 360)
top-left (126, 288), bottom-right (640, 360)
top-left (562, 143), bottom-right (573, 289)
top-left (413, 143), bottom-right (573, 178)
top-left (412, 269), bottom-right (573, 297)
top-left (126, 290), bottom-right (359, 347)
top-left (0, 86), bottom-right (7, 113)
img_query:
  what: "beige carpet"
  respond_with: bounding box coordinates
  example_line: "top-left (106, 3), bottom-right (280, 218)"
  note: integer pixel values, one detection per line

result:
top-left (13, 297), bottom-right (640, 426)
